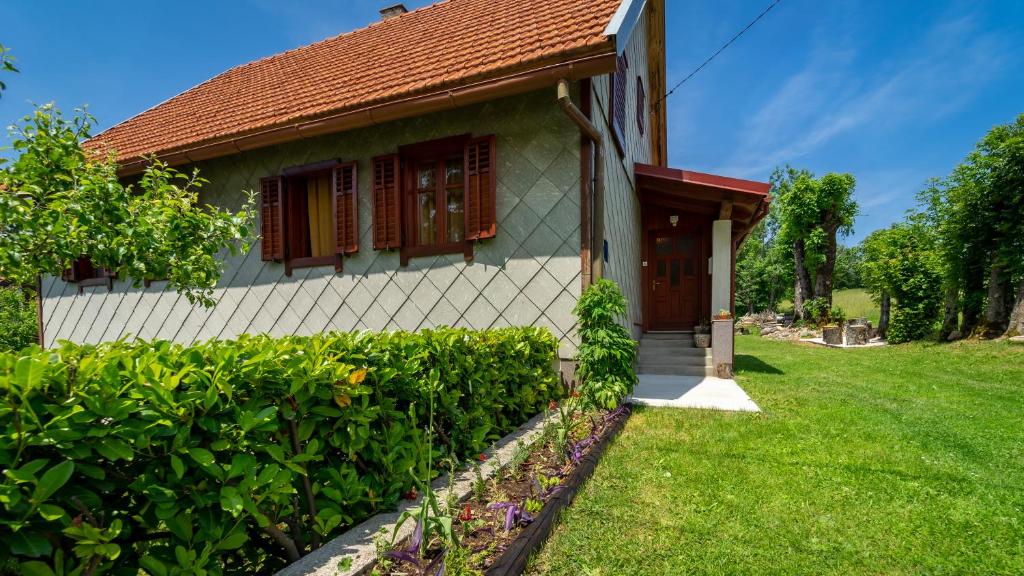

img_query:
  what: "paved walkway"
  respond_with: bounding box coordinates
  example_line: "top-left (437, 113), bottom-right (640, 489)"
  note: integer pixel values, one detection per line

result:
top-left (629, 374), bottom-right (760, 412)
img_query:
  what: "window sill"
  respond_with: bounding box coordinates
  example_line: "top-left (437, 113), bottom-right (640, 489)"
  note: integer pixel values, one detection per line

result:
top-left (76, 276), bottom-right (114, 293)
top-left (400, 242), bottom-right (473, 266)
top-left (285, 255), bottom-right (341, 276)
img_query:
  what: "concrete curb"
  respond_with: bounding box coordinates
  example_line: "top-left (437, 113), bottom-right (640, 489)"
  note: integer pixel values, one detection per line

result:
top-left (275, 411), bottom-right (555, 576)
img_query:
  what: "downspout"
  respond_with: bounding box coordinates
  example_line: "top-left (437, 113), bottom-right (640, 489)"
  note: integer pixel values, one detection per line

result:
top-left (557, 78), bottom-right (604, 283)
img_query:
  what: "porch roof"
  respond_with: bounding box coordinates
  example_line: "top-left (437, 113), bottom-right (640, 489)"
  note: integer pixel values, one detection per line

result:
top-left (634, 162), bottom-right (771, 239)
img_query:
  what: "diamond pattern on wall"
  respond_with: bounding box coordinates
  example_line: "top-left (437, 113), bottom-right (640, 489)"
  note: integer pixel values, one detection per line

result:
top-left (43, 88), bottom-right (585, 358)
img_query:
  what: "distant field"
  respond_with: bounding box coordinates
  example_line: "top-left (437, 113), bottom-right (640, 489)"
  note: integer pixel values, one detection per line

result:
top-left (778, 288), bottom-right (880, 324)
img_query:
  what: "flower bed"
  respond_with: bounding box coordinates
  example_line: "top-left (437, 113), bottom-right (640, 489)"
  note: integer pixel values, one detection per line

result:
top-left (374, 400), bottom-right (631, 576)
top-left (0, 327), bottom-right (560, 575)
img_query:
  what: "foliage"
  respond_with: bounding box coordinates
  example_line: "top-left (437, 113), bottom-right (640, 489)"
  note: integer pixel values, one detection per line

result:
top-left (0, 326), bottom-right (560, 575)
top-left (0, 286), bottom-right (37, 351)
top-left (916, 114), bottom-right (1024, 337)
top-left (0, 105), bottom-right (255, 306)
top-left (802, 297), bottom-right (844, 327)
top-left (573, 279), bottom-right (637, 410)
top-left (533, 336), bottom-right (1024, 575)
top-left (861, 221), bottom-right (943, 343)
top-left (735, 209), bottom-right (792, 314)
top-left (832, 244), bottom-right (863, 290)
top-left (772, 167), bottom-right (858, 316)
top-left (0, 43), bottom-right (17, 96)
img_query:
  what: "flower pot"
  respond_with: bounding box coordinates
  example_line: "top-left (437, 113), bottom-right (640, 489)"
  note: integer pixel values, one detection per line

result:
top-left (694, 333), bottom-right (711, 348)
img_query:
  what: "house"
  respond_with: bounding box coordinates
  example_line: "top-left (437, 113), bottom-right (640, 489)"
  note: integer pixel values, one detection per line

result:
top-left (40, 0), bottom-right (770, 375)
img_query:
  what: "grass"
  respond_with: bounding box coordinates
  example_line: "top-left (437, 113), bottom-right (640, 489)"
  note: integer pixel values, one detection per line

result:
top-left (778, 287), bottom-right (881, 324)
top-left (529, 337), bottom-right (1024, 575)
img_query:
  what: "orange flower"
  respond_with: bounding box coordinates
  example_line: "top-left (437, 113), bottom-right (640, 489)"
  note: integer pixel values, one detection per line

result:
top-left (571, 390), bottom-right (581, 398)
top-left (403, 488), bottom-right (418, 500)
top-left (459, 504), bottom-right (474, 522)
top-left (477, 453), bottom-right (487, 462)
top-left (548, 400), bottom-right (558, 411)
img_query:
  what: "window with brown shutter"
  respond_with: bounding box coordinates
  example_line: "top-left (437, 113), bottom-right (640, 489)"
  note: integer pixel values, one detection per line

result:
top-left (609, 54), bottom-right (628, 155)
top-left (260, 160), bottom-right (361, 274)
top-left (636, 75), bottom-right (646, 136)
top-left (259, 176), bottom-right (285, 261)
top-left (62, 256), bottom-right (114, 292)
top-left (465, 135), bottom-right (496, 241)
top-left (372, 154), bottom-right (401, 250)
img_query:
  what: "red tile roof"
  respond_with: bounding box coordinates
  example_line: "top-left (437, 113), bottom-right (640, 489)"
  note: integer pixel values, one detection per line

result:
top-left (88, 0), bottom-right (622, 163)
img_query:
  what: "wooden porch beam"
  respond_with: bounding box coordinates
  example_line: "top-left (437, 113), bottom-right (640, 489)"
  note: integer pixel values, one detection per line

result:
top-left (719, 200), bottom-right (733, 220)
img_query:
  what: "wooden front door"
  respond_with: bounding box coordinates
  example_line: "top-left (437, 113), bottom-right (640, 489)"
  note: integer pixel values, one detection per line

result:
top-left (648, 227), bottom-right (703, 330)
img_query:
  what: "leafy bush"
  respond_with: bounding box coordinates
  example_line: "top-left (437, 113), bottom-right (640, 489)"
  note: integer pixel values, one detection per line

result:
top-left (803, 297), bottom-right (845, 327)
top-left (573, 279), bottom-right (637, 409)
top-left (0, 286), bottom-right (37, 352)
top-left (0, 327), bottom-right (559, 575)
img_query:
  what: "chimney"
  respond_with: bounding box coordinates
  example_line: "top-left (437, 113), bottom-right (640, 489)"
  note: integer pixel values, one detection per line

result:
top-left (379, 3), bottom-right (408, 20)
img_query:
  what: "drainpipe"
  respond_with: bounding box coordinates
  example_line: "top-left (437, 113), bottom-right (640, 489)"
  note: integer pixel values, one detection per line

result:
top-left (557, 78), bottom-right (604, 283)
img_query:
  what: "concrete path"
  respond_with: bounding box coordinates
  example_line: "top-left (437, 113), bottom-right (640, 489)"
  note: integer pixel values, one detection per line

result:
top-left (629, 374), bottom-right (760, 412)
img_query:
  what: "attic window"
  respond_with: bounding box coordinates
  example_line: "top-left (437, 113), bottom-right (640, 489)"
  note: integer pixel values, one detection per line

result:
top-left (62, 257), bottom-right (114, 291)
top-left (636, 75), bottom-right (646, 136)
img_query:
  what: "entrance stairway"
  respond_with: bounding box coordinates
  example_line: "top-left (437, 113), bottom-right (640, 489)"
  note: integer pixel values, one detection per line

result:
top-left (637, 332), bottom-right (714, 377)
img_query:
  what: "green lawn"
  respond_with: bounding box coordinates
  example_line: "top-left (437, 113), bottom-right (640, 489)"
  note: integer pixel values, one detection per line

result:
top-left (779, 288), bottom-right (881, 324)
top-left (529, 337), bottom-right (1024, 575)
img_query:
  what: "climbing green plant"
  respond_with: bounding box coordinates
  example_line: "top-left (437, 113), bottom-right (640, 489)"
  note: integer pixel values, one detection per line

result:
top-left (0, 326), bottom-right (559, 575)
top-left (573, 279), bottom-right (637, 409)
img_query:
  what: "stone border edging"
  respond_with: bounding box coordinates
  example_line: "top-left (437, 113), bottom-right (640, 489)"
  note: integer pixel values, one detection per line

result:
top-left (484, 406), bottom-right (632, 576)
top-left (275, 411), bottom-right (555, 576)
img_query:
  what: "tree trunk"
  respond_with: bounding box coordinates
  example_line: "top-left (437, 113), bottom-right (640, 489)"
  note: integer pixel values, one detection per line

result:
top-left (960, 269), bottom-right (985, 337)
top-left (1004, 276), bottom-right (1024, 337)
top-left (940, 284), bottom-right (960, 340)
top-left (793, 239), bottom-right (813, 321)
top-left (878, 291), bottom-right (890, 340)
top-left (982, 264), bottom-right (1012, 338)
top-left (813, 224), bottom-right (839, 304)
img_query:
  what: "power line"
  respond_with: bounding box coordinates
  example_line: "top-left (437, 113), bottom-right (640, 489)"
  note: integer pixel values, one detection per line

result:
top-left (655, 0), bottom-right (783, 105)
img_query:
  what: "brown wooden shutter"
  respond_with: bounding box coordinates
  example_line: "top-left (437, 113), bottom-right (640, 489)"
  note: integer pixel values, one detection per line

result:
top-left (333, 162), bottom-right (359, 257)
top-left (372, 155), bottom-right (401, 250)
top-left (612, 54), bottom-right (628, 138)
top-left (635, 75), bottom-right (646, 136)
top-left (464, 135), bottom-right (497, 241)
top-left (259, 176), bottom-right (285, 261)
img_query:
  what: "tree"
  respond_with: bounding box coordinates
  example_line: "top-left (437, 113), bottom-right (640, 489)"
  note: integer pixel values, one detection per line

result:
top-left (860, 219), bottom-right (943, 343)
top-left (917, 114), bottom-right (1024, 339)
top-left (0, 285), bottom-right (37, 351)
top-left (735, 211), bottom-right (792, 315)
top-left (773, 167), bottom-right (858, 320)
top-left (0, 104), bottom-right (255, 309)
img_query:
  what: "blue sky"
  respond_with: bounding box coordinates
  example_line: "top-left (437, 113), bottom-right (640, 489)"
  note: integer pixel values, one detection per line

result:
top-left (2, 0), bottom-right (1021, 243)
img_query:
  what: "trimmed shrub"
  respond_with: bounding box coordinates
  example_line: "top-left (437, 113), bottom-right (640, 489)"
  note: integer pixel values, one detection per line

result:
top-left (0, 327), bottom-right (559, 575)
top-left (573, 279), bottom-right (637, 409)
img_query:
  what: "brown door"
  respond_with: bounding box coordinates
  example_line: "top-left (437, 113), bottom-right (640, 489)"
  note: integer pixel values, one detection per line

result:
top-left (649, 227), bottom-right (702, 330)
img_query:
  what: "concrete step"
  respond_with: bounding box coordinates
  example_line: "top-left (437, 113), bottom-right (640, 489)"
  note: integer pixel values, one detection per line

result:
top-left (638, 352), bottom-right (712, 366)
top-left (642, 332), bottom-right (695, 341)
top-left (639, 340), bottom-right (704, 352)
top-left (637, 363), bottom-right (715, 377)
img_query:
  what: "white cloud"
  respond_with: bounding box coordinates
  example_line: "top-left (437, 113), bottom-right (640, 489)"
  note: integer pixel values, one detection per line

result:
top-left (713, 12), bottom-right (1009, 179)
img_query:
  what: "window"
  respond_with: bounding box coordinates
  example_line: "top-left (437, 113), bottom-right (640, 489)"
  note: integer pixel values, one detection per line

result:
top-left (260, 161), bottom-right (358, 274)
top-left (62, 257), bottom-right (114, 291)
top-left (609, 53), bottom-right (628, 154)
top-left (636, 75), bottom-right (646, 136)
top-left (373, 134), bottom-right (496, 265)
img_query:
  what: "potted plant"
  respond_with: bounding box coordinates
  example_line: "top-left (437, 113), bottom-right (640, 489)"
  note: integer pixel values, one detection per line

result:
top-left (694, 320), bottom-right (711, 348)
top-left (713, 309), bottom-right (732, 321)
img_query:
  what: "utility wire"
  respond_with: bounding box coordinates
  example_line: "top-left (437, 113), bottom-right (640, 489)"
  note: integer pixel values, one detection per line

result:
top-left (655, 0), bottom-right (783, 105)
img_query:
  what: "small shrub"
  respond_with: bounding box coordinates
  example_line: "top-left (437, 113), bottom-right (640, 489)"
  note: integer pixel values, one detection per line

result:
top-left (573, 279), bottom-right (637, 409)
top-left (888, 305), bottom-right (936, 343)
top-left (803, 297), bottom-right (845, 327)
top-left (0, 286), bottom-right (37, 352)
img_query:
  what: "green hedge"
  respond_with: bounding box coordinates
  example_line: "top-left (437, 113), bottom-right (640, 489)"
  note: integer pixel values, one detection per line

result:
top-left (0, 327), bottom-right (560, 575)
